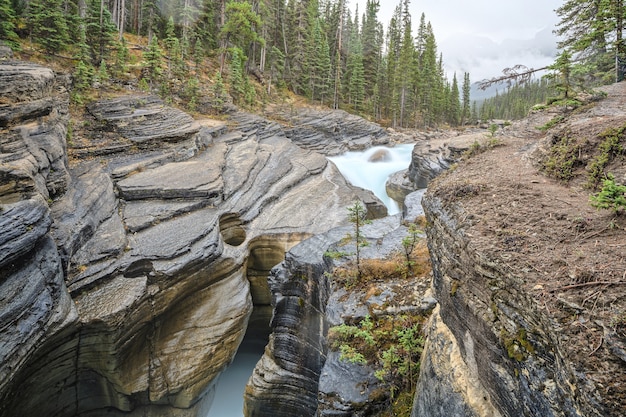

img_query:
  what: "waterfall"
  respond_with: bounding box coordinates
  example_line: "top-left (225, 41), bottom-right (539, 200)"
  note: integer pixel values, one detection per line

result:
top-left (328, 144), bottom-right (415, 215)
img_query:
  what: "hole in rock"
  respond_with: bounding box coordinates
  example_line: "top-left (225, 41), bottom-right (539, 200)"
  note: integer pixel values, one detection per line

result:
top-left (219, 213), bottom-right (246, 246)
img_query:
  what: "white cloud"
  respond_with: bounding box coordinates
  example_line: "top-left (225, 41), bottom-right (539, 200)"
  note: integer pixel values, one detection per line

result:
top-left (352, 0), bottom-right (562, 81)
top-left (441, 27), bottom-right (558, 82)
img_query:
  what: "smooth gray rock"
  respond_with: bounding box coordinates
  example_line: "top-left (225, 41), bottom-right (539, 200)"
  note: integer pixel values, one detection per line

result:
top-left (317, 351), bottom-right (384, 417)
top-left (1, 66), bottom-right (394, 417)
top-left (0, 196), bottom-right (51, 268)
top-left (268, 106), bottom-right (389, 155)
top-left (51, 162), bottom-right (117, 270)
top-left (0, 236), bottom-right (77, 403)
top-left (87, 95), bottom-right (200, 144)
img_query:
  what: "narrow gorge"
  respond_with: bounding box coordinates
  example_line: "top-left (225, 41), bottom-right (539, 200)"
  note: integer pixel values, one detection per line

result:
top-left (1, 57), bottom-right (625, 417)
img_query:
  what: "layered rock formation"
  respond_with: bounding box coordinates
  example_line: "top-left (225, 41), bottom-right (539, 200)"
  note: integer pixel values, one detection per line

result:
top-left (412, 91), bottom-right (626, 416)
top-left (0, 60), bottom-right (388, 417)
top-left (264, 106), bottom-right (390, 155)
top-left (244, 212), bottom-right (432, 417)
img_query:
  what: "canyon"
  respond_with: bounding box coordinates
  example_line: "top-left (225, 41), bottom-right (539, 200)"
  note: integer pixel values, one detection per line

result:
top-left (1, 57), bottom-right (625, 417)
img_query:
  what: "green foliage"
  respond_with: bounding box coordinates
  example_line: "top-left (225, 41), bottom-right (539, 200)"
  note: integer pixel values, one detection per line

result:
top-left (0, 0), bottom-right (20, 50)
top-left (401, 223), bottom-right (423, 275)
top-left (142, 35), bottom-right (164, 88)
top-left (138, 78), bottom-right (150, 92)
top-left (211, 70), bottom-right (228, 112)
top-left (71, 60), bottom-right (94, 104)
top-left (555, 0), bottom-right (624, 86)
top-left (113, 36), bottom-right (129, 77)
top-left (537, 115), bottom-right (565, 131)
top-left (590, 174), bottom-right (626, 215)
top-left (339, 345), bottom-right (367, 364)
top-left (480, 78), bottom-right (558, 121)
top-left (85, 0), bottom-right (117, 66)
top-left (546, 50), bottom-right (574, 99)
top-left (330, 314), bottom-right (425, 401)
top-left (184, 76), bottom-right (200, 111)
top-left (220, 1), bottom-right (264, 54)
top-left (462, 137), bottom-right (503, 160)
top-left (542, 135), bottom-right (582, 182)
top-left (228, 46), bottom-right (246, 103)
top-left (27, 0), bottom-right (71, 54)
top-left (347, 200), bottom-right (371, 280)
top-left (94, 60), bottom-right (109, 85)
top-left (587, 127), bottom-right (625, 188)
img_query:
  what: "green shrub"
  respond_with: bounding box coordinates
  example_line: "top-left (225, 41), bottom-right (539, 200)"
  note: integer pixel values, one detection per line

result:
top-left (590, 174), bottom-right (626, 215)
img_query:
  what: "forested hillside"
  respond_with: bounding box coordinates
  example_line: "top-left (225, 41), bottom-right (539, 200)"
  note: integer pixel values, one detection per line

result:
top-left (0, 0), bottom-right (474, 128)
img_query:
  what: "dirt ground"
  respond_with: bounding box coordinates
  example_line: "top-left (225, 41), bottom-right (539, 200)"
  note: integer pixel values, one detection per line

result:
top-left (441, 83), bottom-right (626, 415)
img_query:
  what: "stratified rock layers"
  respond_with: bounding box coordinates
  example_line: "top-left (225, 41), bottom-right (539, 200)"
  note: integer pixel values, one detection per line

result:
top-left (0, 60), bottom-right (386, 417)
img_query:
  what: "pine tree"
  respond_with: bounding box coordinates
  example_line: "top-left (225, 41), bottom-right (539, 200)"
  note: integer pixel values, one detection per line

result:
top-left (555, 0), bottom-right (625, 85)
top-left (0, 0), bottom-right (20, 50)
top-left (308, 18), bottom-right (332, 103)
top-left (229, 46), bottom-right (246, 102)
top-left (212, 70), bottom-right (228, 111)
top-left (220, 0), bottom-right (264, 70)
top-left (113, 35), bottom-right (130, 77)
top-left (418, 21), bottom-right (439, 127)
top-left (192, 0), bottom-right (218, 51)
top-left (461, 72), bottom-right (471, 125)
top-left (142, 35), bottom-right (164, 89)
top-left (85, 0), bottom-right (117, 66)
top-left (361, 0), bottom-right (382, 101)
top-left (448, 73), bottom-right (461, 125)
top-left (383, 4), bottom-right (402, 124)
top-left (396, 0), bottom-right (415, 127)
top-left (547, 50), bottom-right (574, 98)
top-left (27, 0), bottom-right (71, 53)
top-left (347, 37), bottom-right (365, 111)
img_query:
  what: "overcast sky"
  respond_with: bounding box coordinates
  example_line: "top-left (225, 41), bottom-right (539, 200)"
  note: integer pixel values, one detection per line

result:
top-left (353, 0), bottom-right (563, 84)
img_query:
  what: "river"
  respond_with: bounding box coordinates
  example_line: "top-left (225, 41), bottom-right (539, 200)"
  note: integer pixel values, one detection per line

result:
top-left (328, 144), bottom-right (415, 215)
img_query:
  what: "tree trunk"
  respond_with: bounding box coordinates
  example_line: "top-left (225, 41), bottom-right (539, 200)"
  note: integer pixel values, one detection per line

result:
top-left (118, 0), bottom-right (125, 40)
top-left (333, 0), bottom-right (344, 110)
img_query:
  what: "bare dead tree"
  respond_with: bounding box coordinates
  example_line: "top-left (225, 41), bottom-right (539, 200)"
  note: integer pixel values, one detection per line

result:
top-left (476, 64), bottom-right (549, 90)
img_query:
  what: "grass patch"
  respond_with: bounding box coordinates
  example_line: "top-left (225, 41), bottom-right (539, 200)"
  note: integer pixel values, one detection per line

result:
top-left (586, 126), bottom-right (626, 189)
top-left (541, 134), bottom-right (584, 182)
top-left (328, 313), bottom-right (426, 404)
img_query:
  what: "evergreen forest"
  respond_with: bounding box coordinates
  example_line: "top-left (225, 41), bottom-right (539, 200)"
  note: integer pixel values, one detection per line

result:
top-left (0, 0), bottom-right (472, 128)
top-left (1, 0), bottom-right (626, 124)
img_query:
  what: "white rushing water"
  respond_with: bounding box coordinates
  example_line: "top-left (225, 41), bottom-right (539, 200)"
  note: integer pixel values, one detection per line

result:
top-left (328, 144), bottom-right (415, 215)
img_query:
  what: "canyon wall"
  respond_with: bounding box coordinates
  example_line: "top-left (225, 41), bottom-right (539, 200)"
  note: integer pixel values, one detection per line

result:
top-left (0, 60), bottom-right (387, 417)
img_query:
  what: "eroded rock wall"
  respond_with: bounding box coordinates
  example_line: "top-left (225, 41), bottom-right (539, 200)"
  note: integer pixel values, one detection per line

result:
top-left (414, 140), bottom-right (605, 416)
top-left (0, 60), bottom-right (387, 417)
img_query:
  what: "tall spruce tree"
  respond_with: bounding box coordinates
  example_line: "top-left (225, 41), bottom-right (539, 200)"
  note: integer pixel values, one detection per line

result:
top-left (220, 0), bottom-right (264, 72)
top-left (361, 0), bottom-right (382, 101)
top-left (555, 0), bottom-right (625, 84)
top-left (461, 72), bottom-right (471, 125)
top-left (0, 0), bottom-right (20, 50)
top-left (85, 0), bottom-right (117, 66)
top-left (447, 73), bottom-right (461, 125)
top-left (142, 35), bottom-right (164, 88)
top-left (27, 0), bottom-right (71, 53)
top-left (396, 0), bottom-right (415, 127)
top-left (347, 32), bottom-right (365, 110)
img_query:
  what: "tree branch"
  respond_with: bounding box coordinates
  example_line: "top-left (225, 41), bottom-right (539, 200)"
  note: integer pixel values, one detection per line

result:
top-left (477, 64), bottom-right (550, 90)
